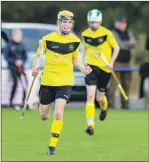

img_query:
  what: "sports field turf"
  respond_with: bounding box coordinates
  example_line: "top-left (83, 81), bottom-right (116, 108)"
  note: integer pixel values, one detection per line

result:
top-left (2, 107), bottom-right (148, 161)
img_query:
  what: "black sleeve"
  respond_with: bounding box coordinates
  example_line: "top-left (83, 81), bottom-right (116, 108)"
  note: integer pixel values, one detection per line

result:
top-left (146, 33), bottom-right (149, 50)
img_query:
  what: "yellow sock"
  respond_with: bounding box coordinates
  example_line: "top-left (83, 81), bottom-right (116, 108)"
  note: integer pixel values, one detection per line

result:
top-left (86, 101), bottom-right (95, 127)
top-left (49, 120), bottom-right (63, 147)
top-left (99, 96), bottom-right (108, 111)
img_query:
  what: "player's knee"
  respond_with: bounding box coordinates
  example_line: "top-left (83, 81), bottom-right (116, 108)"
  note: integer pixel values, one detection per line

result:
top-left (39, 104), bottom-right (50, 121)
top-left (41, 115), bottom-right (48, 121)
top-left (96, 95), bottom-right (104, 103)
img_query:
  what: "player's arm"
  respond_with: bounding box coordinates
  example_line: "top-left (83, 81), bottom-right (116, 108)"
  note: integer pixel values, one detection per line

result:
top-left (73, 58), bottom-right (85, 72)
top-left (111, 46), bottom-right (120, 65)
top-left (72, 43), bottom-right (92, 74)
top-left (82, 48), bottom-right (86, 65)
top-left (32, 38), bottom-right (46, 77)
top-left (73, 58), bottom-right (92, 74)
top-left (107, 31), bottom-right (120, 70)
top-left (81, 37), bottom-right (87, 65)
top-left (32, 55), bottom-right (40, 77)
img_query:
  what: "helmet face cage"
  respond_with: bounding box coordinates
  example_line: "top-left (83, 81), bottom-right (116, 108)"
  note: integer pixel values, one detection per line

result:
top-left (88, 21), bottom-right (100, 31)
top-left (57, 14), bottom-right (75, 35)
top-left (87, 9), bottom-right (102, 31)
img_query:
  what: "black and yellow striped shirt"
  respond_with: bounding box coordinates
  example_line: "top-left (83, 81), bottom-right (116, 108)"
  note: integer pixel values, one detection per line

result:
top-left (37, 32), bottom-right (80, 86)
top-left (82, 26), bottom-right (118, 72)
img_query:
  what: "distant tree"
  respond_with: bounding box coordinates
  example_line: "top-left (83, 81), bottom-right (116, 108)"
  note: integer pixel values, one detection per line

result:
top-left (2, 1), bottom-right (149, 64)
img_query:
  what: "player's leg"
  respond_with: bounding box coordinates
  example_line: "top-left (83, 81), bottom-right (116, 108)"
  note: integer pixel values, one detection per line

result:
top-left (85, 66), bottom-right (97, 135)
top-left (85, 85), bottom-right (96, 135)
top-left (47, 99), bottom-right (66, 155)
top-left (38, 85), bottom-right (54, 120)
top-left (39, 104), bottom-right (51, 120)
top-left (47, 86), bottom-right (71, 155)
top-left (96, 90), bottom-right (108, 120)
top-left (96, 70), bottom-right (111, 121)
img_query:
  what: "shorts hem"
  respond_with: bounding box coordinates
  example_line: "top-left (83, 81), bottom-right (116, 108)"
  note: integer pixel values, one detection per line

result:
top-left (97, 88), bottom-right (106, 92)
top-left (40, 101), bottom-right (53, 105)
top-left (55, 96), bottom-right (69, 104)
top-left (86, 83), bottom-right (97, 86)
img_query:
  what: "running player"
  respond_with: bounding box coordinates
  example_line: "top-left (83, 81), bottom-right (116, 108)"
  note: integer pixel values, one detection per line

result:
top-left (82, 9), bottom-right (119, 135)
top-left (32, 10), bottom-right (92, 155)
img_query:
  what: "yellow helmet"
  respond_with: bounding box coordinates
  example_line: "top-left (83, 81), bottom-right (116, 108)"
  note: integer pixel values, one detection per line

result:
top-left (57, 10), bottom-right (74, 35)
top-left (58, 10), bottom-right (74, 21)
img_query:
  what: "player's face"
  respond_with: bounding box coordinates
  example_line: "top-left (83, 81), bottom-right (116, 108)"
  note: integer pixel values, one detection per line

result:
top-left (59, 20), bottom-right (74, 35)
top-left (89, 21), bottom-right (100, 31)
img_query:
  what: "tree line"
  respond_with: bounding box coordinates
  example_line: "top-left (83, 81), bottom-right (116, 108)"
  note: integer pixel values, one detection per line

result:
top-left (2, 1), bottom-right (149, 65)
top-left (2, 1), bottom-right (149, 33)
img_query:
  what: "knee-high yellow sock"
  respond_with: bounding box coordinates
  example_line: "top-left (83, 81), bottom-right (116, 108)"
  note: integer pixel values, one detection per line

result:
top-left (99, 96), bottom-right (108, 111)
top-left (86, 101), bottom-right (95, 127)
top-left (49, 120), bottom-right (63, 147)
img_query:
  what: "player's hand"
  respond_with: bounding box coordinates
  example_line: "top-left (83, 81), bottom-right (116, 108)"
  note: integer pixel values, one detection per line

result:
top-left (15, 59), bottom-right (23, 67)
top-left (106, 62), bottom-right (114, 70)
top-left (81, 66), bottom-right (92, 75)
top-left (32, 68), bottom-right (39, 77)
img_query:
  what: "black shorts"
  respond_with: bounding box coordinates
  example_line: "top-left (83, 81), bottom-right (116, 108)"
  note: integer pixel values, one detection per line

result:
top-left (85, 65), bottom-right (111, 92)
top-left (39, 85), bottom-right (72, 105)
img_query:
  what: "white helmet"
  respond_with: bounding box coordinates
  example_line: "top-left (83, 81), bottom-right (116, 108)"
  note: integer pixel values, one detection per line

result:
top-left (87, 9), bottom-right (102, 23)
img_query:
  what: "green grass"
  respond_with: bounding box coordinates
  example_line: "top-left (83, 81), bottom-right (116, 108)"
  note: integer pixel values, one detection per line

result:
top-left (2, 107), bottom-right (149, 161)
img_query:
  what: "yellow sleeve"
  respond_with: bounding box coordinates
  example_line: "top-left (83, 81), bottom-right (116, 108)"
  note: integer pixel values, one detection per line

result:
top-left (72, 43), bottom-right (80, 59)
top-left (107, 31), bottom-right (118, 48)
top-left (36, 37), bottom-right (47, 55)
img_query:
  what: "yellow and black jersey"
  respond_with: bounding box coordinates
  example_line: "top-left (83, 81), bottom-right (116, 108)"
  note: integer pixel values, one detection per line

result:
top-left (82, 26), bottom-right (118, 73)
top-left (37, 32), bottom-right (80, 86)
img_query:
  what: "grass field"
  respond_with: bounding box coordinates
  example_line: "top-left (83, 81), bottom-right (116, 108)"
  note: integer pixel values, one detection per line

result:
top-left (2, 107), bottom-right (148, 161)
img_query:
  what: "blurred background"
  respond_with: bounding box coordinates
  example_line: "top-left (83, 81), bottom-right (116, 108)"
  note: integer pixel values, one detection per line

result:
top-left (1, 1), bottom-right (149, 109)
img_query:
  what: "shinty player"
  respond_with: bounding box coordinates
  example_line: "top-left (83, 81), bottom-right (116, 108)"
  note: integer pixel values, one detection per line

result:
top-left (32, 10), bottom-right (92, 155)
top-left (82, 9), bottom-right (119, 135)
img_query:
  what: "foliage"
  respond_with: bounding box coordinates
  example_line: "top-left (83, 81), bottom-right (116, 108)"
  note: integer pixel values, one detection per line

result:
top-left (1, 1), bottom-right (149, 65)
